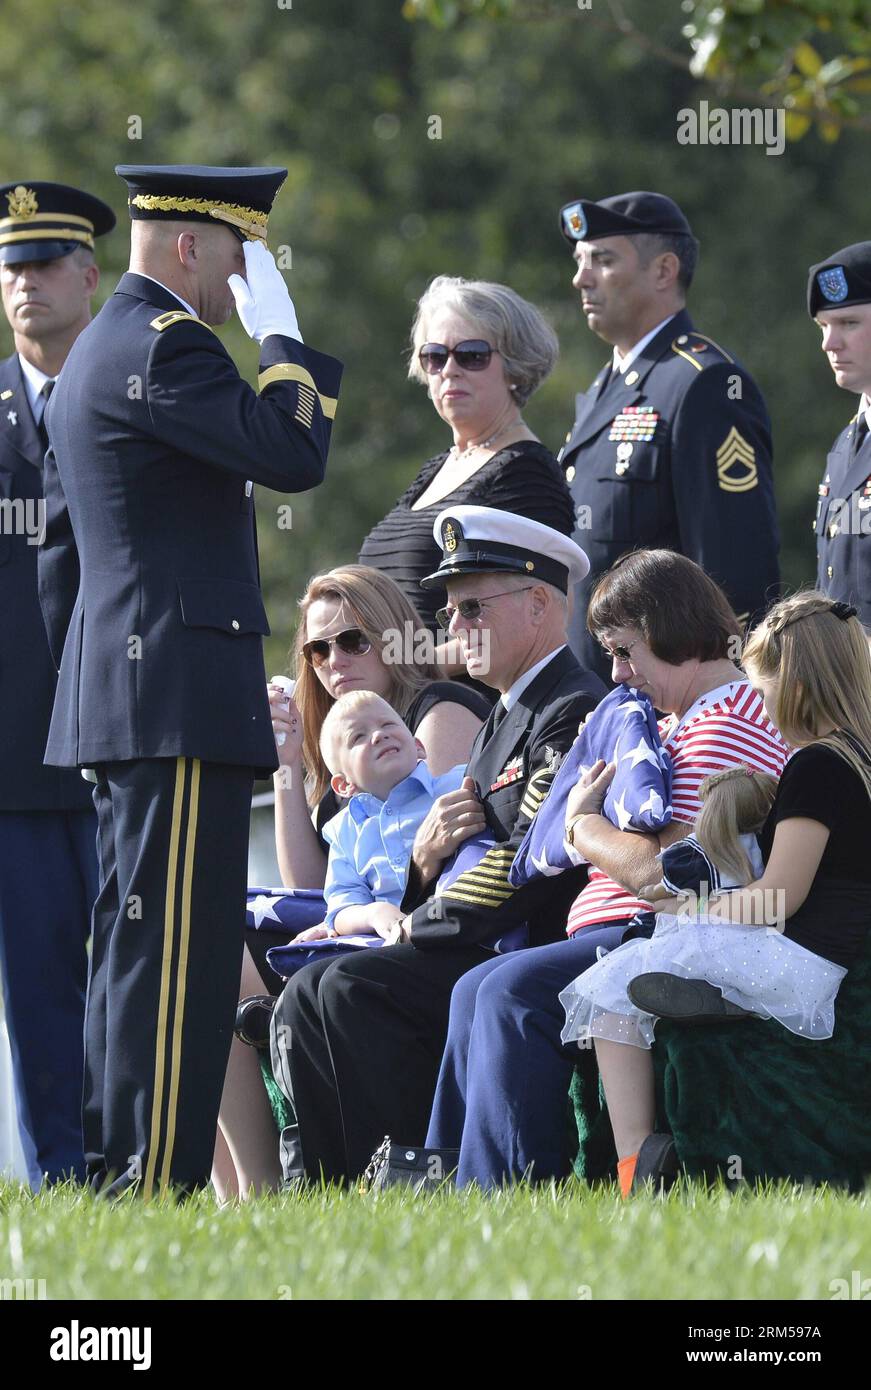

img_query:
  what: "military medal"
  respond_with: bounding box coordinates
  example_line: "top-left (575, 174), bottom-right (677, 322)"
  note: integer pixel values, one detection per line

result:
top-left (491, 755), bottom-right (523, 792)
top-left (615, 441), bottom-right (633, 474)
top-left (860, 478), bottom-right (871, 511)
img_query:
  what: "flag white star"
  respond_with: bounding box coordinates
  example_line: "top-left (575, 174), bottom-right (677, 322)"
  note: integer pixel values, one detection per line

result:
top-left (613, 789), bottom-right (634, 830)
top-left (248, 893), bottom-right (285, 928)
top-left (618, 697), bottom-right (647, 718)
top-left (530, 848), bottom-right (567, 877)
top-left (638, 788), bottom-right (664, 820)
top-left (620, 736), bottom-right (661, 769)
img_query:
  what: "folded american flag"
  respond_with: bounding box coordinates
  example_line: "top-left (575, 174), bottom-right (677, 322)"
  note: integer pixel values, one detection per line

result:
top-left (246, 887), bottom-right (328, 934)
top-left (509, 684), bottom-right (672, 888)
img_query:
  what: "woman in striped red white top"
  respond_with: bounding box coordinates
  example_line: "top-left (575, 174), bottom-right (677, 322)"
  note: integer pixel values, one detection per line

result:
top-left (425, 551), bottom-right (787, 1190)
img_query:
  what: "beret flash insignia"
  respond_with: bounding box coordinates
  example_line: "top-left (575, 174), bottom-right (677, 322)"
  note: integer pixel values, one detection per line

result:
top-left (817, 266), bottom-right (849, 304)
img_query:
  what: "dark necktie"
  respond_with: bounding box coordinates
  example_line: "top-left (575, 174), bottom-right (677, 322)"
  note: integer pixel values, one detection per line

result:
top-left (489, 698), bottom-right (508, 736)
top-left (852, 412), bottom-right (869, 460)
top-left (36, 378), bottom-right (55, 455)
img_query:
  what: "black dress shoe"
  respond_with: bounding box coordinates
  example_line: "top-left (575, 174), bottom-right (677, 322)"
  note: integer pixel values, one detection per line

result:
top-left (632, 1132), bottom-right (680, 1192)
top-left (234, 994), bottom-right (276, 1048)
top-left (628, 972), bottom-right (753, 1023)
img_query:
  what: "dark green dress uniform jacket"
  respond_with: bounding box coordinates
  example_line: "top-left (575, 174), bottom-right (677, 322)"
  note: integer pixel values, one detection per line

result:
top-left (38, 273), bottom-right (342, 777)
top-left (815, 411), bottom-right (871, 628)
top-left (404, 645), bottom-right (606, 949)
top-left (559, 308), bottom-right (780, 676)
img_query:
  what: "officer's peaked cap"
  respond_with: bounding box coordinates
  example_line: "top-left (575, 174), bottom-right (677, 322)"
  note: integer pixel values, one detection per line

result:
top-left (421, 505), bottom-right (590, 592)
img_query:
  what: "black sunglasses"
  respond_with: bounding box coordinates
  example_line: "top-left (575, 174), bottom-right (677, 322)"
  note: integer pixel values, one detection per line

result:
top-left (418, 340), bottom-right (494, 374)
top-left (302, 627), bottom-right (372, 666)
top-left (435, 586), bottom-right (533, 630)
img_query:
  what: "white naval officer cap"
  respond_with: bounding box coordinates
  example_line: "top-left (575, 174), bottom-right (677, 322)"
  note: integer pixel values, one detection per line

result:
top-left (420, 504), bottom-right (590, 592)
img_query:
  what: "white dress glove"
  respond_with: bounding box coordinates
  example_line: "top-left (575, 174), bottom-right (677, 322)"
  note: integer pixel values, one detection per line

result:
top-left (228, 240), bottom-right (303, 344)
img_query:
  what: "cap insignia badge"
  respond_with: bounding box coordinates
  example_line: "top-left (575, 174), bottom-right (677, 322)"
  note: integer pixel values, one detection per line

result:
top-left (443, 520), bottom-right (458, 553)
top-left (7, 185), bottom-right (38, 220)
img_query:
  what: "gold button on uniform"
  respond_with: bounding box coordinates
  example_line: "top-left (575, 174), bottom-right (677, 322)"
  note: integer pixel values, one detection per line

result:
top-left (565, 465), bottom-right (576, 482)
top-left (231, 619), bottom-right (240, 631)
top-left (828, 522), bottom-right (839, 539)
top-left (827, 566), bottom-right (834, 579)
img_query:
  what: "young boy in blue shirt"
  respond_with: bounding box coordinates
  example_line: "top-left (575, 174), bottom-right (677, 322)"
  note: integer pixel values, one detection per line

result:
top-left (292, 690), bottom-right (468, 942)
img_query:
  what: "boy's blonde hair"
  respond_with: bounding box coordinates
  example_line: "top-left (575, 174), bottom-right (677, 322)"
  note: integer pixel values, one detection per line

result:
top-left (742, 591), bottom-right (871, 802)
top-left (319, 690), bottom-right (397, 778)
top-left (288, 565), bottom-right (438, 803)
top-left (695, 766), bottom-right (779, 885)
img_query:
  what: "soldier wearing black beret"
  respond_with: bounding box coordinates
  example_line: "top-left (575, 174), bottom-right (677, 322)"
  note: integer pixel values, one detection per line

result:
top-left (38, 164), bottom-right (343, 1198)
top-left (0, 180), bottom-right (114, 1186)
top-left (808, 242), bottom-right (871, 628)
top-left (557, 190), bottom-right (780, 681)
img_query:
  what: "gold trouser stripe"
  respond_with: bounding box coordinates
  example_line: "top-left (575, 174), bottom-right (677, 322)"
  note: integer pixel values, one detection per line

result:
top-left (143, 757), bottom-right (187, 1201)
top-left (159, 758), bottom-right (200, 1197)
top-left (0, 227), bottom-right (94, 246)
top-left (257, 362), bottom-right (338, 419)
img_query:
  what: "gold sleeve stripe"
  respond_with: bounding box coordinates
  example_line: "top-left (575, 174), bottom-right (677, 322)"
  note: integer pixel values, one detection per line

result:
top-left (257, 362), bottom-right (338, 419)
top-left (443, 884), bottom-right (514, 907)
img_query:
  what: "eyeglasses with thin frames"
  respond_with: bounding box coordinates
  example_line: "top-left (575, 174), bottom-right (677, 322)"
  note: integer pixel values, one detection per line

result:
top-left (599, 637), bottom-right (642, 665)
top-left (435, 586), bottom-right (534, 631)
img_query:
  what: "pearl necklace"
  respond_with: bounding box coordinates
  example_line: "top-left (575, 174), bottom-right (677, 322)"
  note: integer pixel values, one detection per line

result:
top-left (448, 418), bottom-right (522, 462)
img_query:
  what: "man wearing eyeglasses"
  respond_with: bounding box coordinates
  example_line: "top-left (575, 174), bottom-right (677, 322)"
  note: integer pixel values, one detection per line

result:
top-left (270, 505), bottom-right (606, 1184)
top-left (558, 190), bottom-right (779, 682)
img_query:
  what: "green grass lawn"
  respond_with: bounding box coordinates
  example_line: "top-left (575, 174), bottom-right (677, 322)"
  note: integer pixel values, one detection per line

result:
top-left (1, 1178), bottom-right (868, 1301)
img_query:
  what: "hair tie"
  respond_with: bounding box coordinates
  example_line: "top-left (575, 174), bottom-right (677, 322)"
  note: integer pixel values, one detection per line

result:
top-left (830, 601), bottom-right (858, 622)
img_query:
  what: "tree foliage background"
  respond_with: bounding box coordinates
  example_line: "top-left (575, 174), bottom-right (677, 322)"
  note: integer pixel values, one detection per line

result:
top-left (0, 0), bottom-right (867, 676)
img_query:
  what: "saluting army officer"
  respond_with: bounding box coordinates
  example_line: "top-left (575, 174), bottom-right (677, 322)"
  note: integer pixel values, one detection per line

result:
top-left (0, 181), bottom-right (114, 1186)
top-left (808, 242), bottom-right (871, 628)
top-left (557, 191), bottom-right (780, 681)
top-left (38, 165), bottom-right (342, 1198)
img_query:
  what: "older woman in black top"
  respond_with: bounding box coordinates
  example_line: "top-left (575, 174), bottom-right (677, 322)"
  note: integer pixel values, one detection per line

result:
top-left (359, 275), bottom-right (575, 634)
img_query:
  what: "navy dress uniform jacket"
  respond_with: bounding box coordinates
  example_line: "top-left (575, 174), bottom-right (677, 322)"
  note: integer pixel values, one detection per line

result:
top-left (559, 308), bottom-right (779, 674)
top-left (815, 414), bottom-right (871, 628)
top-left (0, 354), bottom-right (92, 810)
top-left (38, 273), bottom-right (342, 775)
top-left (404, 645), bottom-right (606, 948)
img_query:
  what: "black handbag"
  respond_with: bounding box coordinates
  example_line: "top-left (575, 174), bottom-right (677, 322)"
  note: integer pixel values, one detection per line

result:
top-left (361, 1136), bottom-right (459, 1193)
